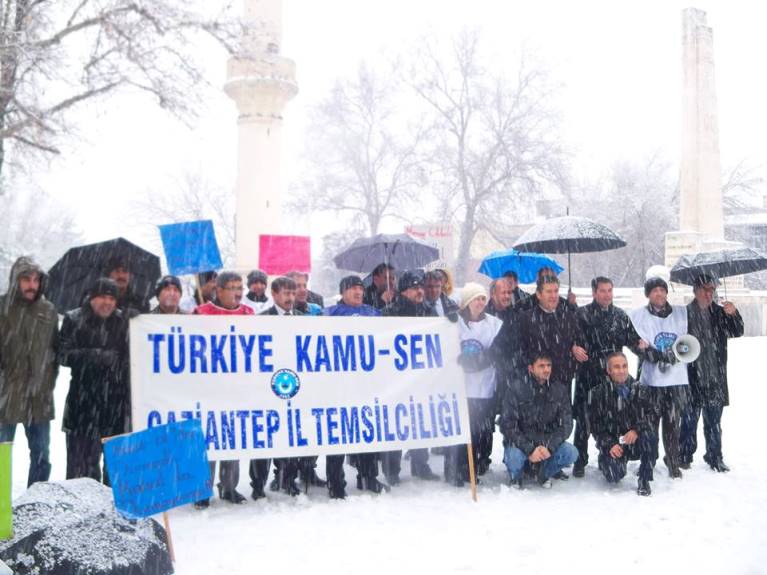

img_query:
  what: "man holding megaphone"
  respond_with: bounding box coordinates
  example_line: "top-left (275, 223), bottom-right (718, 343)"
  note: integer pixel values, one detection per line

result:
top-left (629, 269), bottom-right (691, 479)
top-left (680, 275), bottom-right (744, 473)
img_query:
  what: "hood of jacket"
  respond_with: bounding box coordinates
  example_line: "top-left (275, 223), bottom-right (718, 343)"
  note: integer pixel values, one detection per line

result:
top-left (3, 256), bottom-right (48, 311)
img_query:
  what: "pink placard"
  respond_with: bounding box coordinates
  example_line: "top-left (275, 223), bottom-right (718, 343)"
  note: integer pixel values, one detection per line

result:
top-left (259, 235), bottom-right (311, 275)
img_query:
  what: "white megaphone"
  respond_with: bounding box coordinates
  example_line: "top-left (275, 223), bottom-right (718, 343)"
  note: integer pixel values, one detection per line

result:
top-left (672, 334), bottom-right (700, 363)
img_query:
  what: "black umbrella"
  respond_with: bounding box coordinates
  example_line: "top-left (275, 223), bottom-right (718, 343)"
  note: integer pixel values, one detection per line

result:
top-left (333, 233), bottom-right (440, 273)
top-left (670, 247), bottom-right (767, 297)
top-left (512, 215), bottom-right (626, 287)
top-left (47, 237), bottom-right (161, 313)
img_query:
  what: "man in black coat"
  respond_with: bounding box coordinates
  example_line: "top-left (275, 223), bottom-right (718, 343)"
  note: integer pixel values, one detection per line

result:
top-left (58, 278), bottom-right (130, 484)
top-left (573, 276), bottom-right (643, 477)
top-left (518, 274), bottom-right (587, 392)
top-left (381, 270), bottom-right (440, 484)
top-left (680, 275), bottom-right (744, 472)
top-left (500, 354), bottom-right (578, 488)
top-left (363, 263), bottom-right (397, 312)
top-left (589, 352), bottom-right (656, 495)
top-left (105, 257), bottom-right (150, 317)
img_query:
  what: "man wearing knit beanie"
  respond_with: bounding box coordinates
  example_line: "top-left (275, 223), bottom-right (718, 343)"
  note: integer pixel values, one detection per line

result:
top-left (629, 267), bottom-right (691, 482)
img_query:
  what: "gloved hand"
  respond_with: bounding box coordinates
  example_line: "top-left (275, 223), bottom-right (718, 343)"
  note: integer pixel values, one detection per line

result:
top-left (660, 349), bottom-right (677, 365)
top-left (458, 350), bottom-right (490, 373)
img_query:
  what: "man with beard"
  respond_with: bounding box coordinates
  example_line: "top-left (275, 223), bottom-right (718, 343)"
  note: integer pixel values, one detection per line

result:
top-left (0, 257), bottom-right (59, 486)
top-left (485, 277), bottom-right (515, 322)
top-left (104, 258), bottom-right (150, 317)
top-left (59, 278), bottom-right (129, 484)
top-left (573, 276), bottom-right (643, 477)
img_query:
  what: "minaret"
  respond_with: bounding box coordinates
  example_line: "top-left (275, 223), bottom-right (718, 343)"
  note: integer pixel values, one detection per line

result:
top-left (225, 0), bottom-right (297, 270)
top-left (665, 8), bottom-right (733, 270)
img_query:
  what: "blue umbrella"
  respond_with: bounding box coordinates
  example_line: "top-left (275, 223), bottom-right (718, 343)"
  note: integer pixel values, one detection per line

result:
top-left (478, 249), bottom-right (563, 282)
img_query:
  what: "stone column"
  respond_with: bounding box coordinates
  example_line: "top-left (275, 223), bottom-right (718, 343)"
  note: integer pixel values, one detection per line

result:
top-left (225, 0), bottom-right (298, 270)
top-left (666, 8), bottom-right (735, 270)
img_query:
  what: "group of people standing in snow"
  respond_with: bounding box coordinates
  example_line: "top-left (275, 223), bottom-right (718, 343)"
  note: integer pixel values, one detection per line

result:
top-left (0, 253), bottom-right (743, 505)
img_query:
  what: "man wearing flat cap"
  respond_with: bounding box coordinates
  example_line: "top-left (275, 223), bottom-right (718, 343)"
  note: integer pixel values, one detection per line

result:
top-left (58, 278), bottom-right (130, 484)
top-left (381, 270), bottom-right (440, 484)
top-left (680, 275), bottom-right (743, 472)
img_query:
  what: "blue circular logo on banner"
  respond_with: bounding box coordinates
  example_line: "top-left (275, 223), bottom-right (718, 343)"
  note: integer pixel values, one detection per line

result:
top-left (271, 369), bottom-right (301, 399)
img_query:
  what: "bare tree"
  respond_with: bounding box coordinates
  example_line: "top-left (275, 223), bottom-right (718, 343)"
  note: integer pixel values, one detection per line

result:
top-left (290, 61), bottom-right (425, 235)
top-left (565, 154), bottom-right (678, 287)
top-left (409, 30), bottom-right (569, 283)
top-left (129, 170), bottom-right (235, 267)
top-left (0, 183), bottom-right (82, 290)
top-left (0, 0), bottom-right (242, 181)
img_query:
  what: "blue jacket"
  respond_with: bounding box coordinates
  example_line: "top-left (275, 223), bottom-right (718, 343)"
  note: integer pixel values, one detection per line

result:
top-left (324, 303), bottom-right (381, 317)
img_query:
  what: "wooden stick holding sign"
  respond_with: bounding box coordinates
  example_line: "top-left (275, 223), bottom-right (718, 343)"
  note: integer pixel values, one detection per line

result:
top-left (101, 432), bottom-right (176, 562)
top-left (466, 443), bottom-right (478, 502)
top-left (162, 511), bottom-right (176, 562)
top-left (101, 421), bottom-right (210, 564)
top-left (101, 433), bottom-right (178, 563)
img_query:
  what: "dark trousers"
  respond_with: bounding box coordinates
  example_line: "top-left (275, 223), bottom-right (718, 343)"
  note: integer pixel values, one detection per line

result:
top-left (680, 404), bottom-right (724, 463)
top-left (646, 386), bottom-right (688, 469)
top-left (353, 452), bottom-right (379, 480)
top-left (66, 434), bottom-right (109, 486)
top-left (326, 455), bottom-right (346, 490)
top-left (249, 458), bottom-right (271, 491)
top-left (597, 431), bottom-right (657, 483)
top-left (207, 460), bottom-right (240, 494)
top-left (0, 422), bottom-right (51, 487)
top-left (381, 448), bottom-right (430, 479)
top-left (573, 380), bottom-right (591, 466)
top-left (445, 398), bottom-right (495, 481)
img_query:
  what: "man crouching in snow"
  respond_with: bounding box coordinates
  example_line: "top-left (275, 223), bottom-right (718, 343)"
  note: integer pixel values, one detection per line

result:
top-left (500, 354), bottom-right (578, 489)
top-left (589, 352), bottom-right (656, 496)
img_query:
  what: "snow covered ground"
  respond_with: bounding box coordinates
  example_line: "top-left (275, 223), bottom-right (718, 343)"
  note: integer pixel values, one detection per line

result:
top-left (10, 337), bottom-right (767, 575)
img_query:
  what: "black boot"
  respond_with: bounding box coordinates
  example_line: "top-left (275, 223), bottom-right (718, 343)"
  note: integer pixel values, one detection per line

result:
top-left (251, 482), bottom-right (266, 501)
top-left (637, 478), bottom-right (652, 496)
top-left (705, 454), bottom-right (730, 473)
top-left (663, 456), bottom-right (683, 479)
top-left (218, 485), bottom-right (246, 504)
top-left (328, 480), bottom-right (347, 499)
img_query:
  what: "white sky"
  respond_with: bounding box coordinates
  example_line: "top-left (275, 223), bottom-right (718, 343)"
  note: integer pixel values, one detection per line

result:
top-left (38, 1), bottom-right (767, 256)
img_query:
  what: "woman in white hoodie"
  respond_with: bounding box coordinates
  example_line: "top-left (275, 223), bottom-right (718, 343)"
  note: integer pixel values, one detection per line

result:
top-left (445, 283), bottom-right (504, 487)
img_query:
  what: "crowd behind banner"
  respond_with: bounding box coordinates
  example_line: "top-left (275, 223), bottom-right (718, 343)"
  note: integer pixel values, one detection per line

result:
top-left (0, 253), bottom-right (744, 506)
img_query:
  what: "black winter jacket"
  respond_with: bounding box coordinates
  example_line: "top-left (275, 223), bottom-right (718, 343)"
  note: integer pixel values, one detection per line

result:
top-left (576, 301), bottom-right (641, 395)
top-left (500, 373), bottom-right (573, 455)
top-left (518, 301), bottom-right (584, 388)
top-left (686, 301), bottom-right (744, 407)
top-left (58, 305), bottom-right (130, 438)
top-left (588, 375), bottom-right (652, 451)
